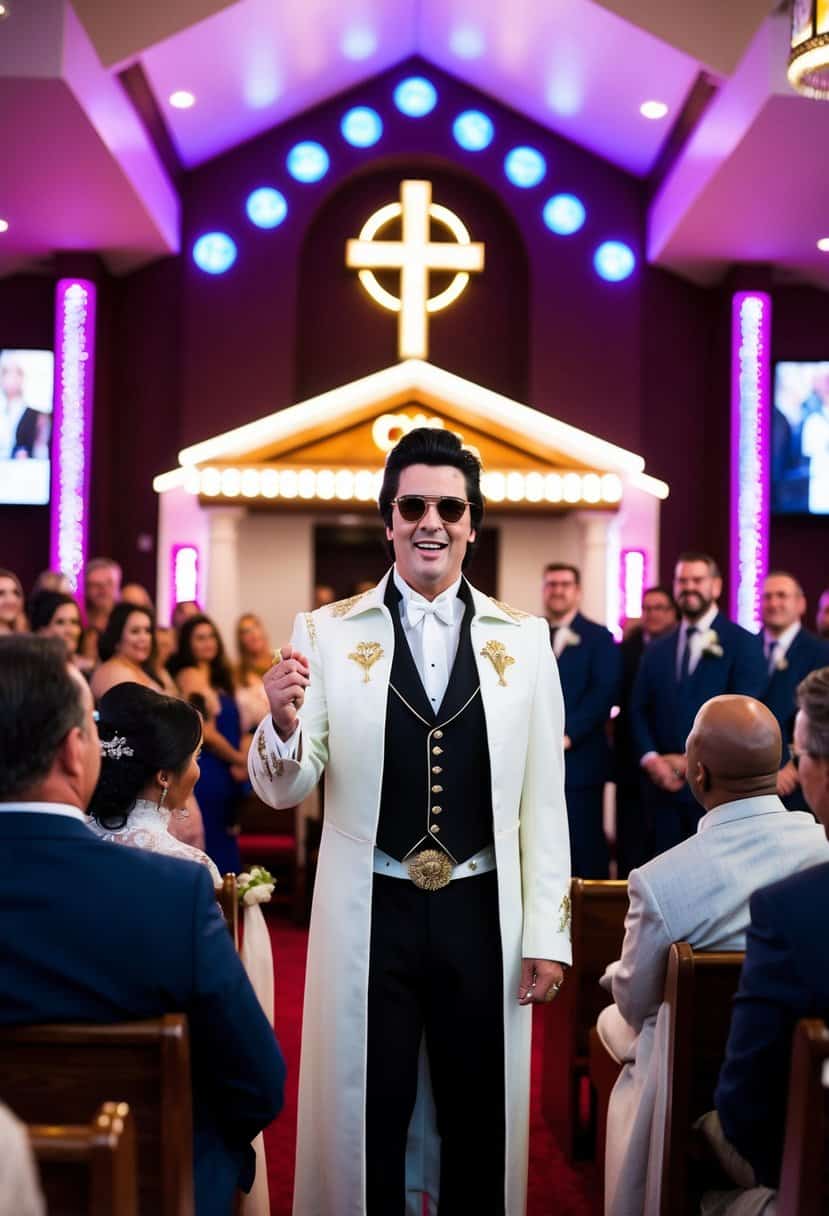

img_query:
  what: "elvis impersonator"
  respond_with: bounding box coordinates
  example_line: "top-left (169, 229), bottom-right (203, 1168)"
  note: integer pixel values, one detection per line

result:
top-left (249, 427), bottom-right (572, 1215)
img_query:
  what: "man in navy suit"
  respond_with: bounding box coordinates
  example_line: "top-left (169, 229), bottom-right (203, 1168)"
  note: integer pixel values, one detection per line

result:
top-left (0, 636), bottom-right (285, 1216)
top-left (542, 562), bottom-right (621, 877)
top-left (715, 665), bottom-right (829, 1189)
top-left (631, 552), bottom-right (767, 855)
top-left (757, 571), bottom-right (829, 810)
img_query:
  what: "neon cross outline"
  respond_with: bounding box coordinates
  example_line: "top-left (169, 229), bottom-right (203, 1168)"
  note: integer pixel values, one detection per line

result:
top-left (345, 179), bottom-right (485, 360)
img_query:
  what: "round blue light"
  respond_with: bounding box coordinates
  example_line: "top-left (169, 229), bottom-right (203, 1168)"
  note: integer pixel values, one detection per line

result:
top-left (452, 110), bottom-right (494, 152)
top-left (594, 240), bottom-right (636, 282)
top-left (246, 187), bottom-right (288, 229)
top-left (504, 146), bottom-right (547, 188)
top-left (543, 193), bottom-right (586, 236)
top-left (340, 106), bottom-right (383, 148)
top-left (393, 76), bottom-right (438, 118)
top-left (286, 141), bottom-right (330, 183)
top-left (192, 232), bottom-right (237, 275)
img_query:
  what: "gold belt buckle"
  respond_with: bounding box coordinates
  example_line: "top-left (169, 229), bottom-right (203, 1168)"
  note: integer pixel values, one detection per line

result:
top-left (407, 849), bottom-right (453, 891)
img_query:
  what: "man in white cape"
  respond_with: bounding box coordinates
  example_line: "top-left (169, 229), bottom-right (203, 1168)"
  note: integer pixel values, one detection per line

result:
top-left (249, 428), bottom-right (572, 1215)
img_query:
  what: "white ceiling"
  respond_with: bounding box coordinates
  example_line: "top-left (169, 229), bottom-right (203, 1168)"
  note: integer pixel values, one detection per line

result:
top-left (2, 0), bottom-right (829, 288)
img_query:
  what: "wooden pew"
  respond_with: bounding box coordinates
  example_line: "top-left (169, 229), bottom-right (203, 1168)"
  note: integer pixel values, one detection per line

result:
top-left (216, 872), bottom-right (240, 949)
top-left (28, 1101), bottom-right (138, 1216)
top-left (541, 878), bottom-right (629, 1157)
top-left (659, 941), bottom-right (745, 1216)
top-left (777, 1018), bottom-right (829, 1216)
top-left (0, 1015), bottom-right (193, 1216)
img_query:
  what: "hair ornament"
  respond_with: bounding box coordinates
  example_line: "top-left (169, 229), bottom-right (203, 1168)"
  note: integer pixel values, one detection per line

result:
top-left (100, 734), bottom-right (134, 760)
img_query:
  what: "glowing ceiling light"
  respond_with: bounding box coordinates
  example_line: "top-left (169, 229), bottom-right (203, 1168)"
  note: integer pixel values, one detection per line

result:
top-left (543, 193), bottom-right (586, 236)
top-left (394, 76), bottom-right (438, 117)
top-left (183, 468), bottom-right (201, 495)
top-left (450, 25), bottom-right (485, 59)
top-left (169, 90), bottom-right (196, 109)
top-left (261, 469), bottom-right (279, 498)
top-left (316, 469), bottom-right (336, 499)
top-left (280, 469), bottom-right (298, 497)
top-left (0, 219), bottom-right (8, 233)
top-left (297, 469), bottom-right (315, 499)
top-left (335, 470), bottom-right (355, 499)
top-left (504, 146), bottom-right (546, 188)
top-left (286, 141), bottom-right (330, 183)
top-left (342, 27), bottom-right (377, 60)
top-left (622, 549), bottom-right (646, 619)
top-left (594, 241), bottom-right (636, 282)
top-left (639, 100), bottom-right (668, 120)
top-left (582, 472), bottom-right (602, 503)
top-left (484, 472), bottom-right (505, 502)
top-left (172, 545), bottom-right (200, 610)
top-left (354, 470), bottom-right (375, 500)
top-left (601, 473), bottom-right (623, 503)
top-left (818, 237), bottom-right (829, 252)
top-left (545, 473), bottom-right (562, 502)
top-left (340, 106), bottom-right (383, 148)
top-left (563, 473), bottom-right (582, 502)
top-left (200, 468), bottom-right (222, 496)
top-left (241, 468), bottom-right (260, 497)
top-left (246, 187), bottom-right (288, 229)
top-left (525, 472), bottom-right (544, 502)
top-left (221, 468), bottom-right (241, 497)
top-left (452, 110), bottom-right (494, 151)
top-left (192, 232), bottom-right (237, 275)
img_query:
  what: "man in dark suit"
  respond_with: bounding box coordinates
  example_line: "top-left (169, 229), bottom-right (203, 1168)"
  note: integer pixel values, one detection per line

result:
top-left (0, 636), bottom-right (285, 1216)
top-left (630, 552), bottom-right (767, 855)
top-left (614, 586), bottom-right (678, 875)
top-left (715, 665), bottom-right (829, 1189)
top-left (757, 571), bottom-right (829, 810)
top-left (542, 562), bottom-right (621, 877)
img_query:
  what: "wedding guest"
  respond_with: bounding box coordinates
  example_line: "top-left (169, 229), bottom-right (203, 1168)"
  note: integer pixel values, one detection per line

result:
top-left (120, 582), bottom-right (154, 610)
top-left (631, 553), bottom-right (767, 854)
top-left (173, 599), bottom-right (202, 631)
top-left (816, 587), bottom-right (829, 640)
top-left (0, 569), bottom-right (25, 635)
top-left (235, 613), bottom-right (273, 733)
top-left (615, 586), bottom-right (678, 874)
top-left (757, 571), bottom-right (829, 810)
top-left (155, 624), bottom-right (176, 669)
top-left (29, 569), bottom-right (72, 598)
top-left (0, 635), bottom-right (284, 1214)
top-left (28, 590), bottom-right (91, 673)
top-left (80, 557), bottom-right (121, 662)
top-left (313, 584), bottom-right (336, 609)
top-left (90, 603), bottom-right (176, 701)
top-left (542, 562), bottom-right (621, 877)
top-left (86, 682), bottom-right (218, 882)
top-left (175, 615), bottom-right (249, 873)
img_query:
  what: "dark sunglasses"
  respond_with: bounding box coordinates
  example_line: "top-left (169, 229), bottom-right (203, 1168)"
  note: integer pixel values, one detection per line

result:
top-left (392, 495), bottom-right (471, 524)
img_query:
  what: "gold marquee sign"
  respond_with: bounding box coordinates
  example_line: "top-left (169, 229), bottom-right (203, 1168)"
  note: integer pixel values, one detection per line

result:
top-left (346, 180), bottom-right (485, 360)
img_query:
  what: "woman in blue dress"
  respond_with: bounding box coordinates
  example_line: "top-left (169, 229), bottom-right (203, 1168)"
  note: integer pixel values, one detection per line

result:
top-left (174, 614), bottom-right (250, 874)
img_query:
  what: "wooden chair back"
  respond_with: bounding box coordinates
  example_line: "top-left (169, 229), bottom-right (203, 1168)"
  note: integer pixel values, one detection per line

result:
top-left (777, 1018), bottom-right (829, 1216)
top-left (216, 872), bottom-right (240, 950)
top-left (541, 878), bottom-right (629, 1156)
top-left (660, 941), bottom-right (745, 1216)
top-left (0, 1015), bottom-right (193, 1216)
top-left (28, 1101), bottom-right (138, 1216)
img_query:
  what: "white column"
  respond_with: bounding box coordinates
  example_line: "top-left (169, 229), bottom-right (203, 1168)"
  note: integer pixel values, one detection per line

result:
top-left (575, 511), bottom-right (615, 626)
top-left (206, 507), bottom-right (246, 645)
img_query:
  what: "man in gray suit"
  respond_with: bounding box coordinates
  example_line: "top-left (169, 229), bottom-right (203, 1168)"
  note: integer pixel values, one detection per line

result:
top-left (597, 695), bottom-right (829, 1216)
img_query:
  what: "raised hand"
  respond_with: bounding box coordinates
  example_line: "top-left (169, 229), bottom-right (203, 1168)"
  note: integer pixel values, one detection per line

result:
top-left (264, 645), bottom-right (310, 741)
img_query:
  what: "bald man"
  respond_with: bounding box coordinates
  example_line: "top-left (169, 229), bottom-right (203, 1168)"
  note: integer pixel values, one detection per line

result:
top-left (597, 695), bottom-right (829, 1216)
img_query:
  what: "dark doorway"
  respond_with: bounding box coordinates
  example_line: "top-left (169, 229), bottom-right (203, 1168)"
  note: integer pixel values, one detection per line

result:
top-left (314, 523), bottom-right (499, 600)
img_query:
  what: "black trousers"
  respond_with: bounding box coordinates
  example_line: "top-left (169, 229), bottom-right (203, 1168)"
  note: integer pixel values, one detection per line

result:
top-left (565, 783), bottom-right (609, 878)
top-left (366, 870), bottom-right (505, 1216)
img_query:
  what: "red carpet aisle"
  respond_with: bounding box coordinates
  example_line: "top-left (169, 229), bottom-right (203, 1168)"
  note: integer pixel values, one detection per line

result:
top-left (264, 916), bottom-right (601, 1215)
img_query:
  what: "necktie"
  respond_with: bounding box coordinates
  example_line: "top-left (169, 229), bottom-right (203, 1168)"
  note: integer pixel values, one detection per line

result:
top-left (766, 639), bottom-right (779, 674)
top-left (406, 598), bottom-right (454, 629)
top-left (679, 626), bottom-right (698, 682)
top-left (549, 625), bottom-right (560, 652)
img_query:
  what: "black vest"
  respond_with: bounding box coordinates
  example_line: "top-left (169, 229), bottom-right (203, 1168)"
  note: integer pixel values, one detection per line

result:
top-left (375, 578), bottom-right (494, 863)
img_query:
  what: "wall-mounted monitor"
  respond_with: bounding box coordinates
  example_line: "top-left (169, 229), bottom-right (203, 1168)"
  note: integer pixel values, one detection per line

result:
top-left (772, 361), bottom-right (829, 515)
top-left (0, 348), bottom-right (54, 505)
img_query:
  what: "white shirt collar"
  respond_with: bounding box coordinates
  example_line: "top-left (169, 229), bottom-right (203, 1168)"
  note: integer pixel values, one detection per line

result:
top-left (393, 567), bottom-right (463, 615)
top-left (682, 602), bottom-right (718, 637)
top-left (547, 609), bottom-right (578, 631)
top-left (763, 620), bottom-right (800, 657)
top-left (0, 800), bottom-right (87, 823)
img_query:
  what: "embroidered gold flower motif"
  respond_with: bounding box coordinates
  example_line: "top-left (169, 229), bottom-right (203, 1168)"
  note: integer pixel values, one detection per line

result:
top-left (348, 641), bottom-right (384, 683)
top-left (480, 639), bottom-right (515, 686)
top-left (558, 893), bottom-right (571, 934)
top-left (492, 599), bottom-right (530, 622)
top-left (304, 613), bottom-right (317, 649)
top-left (331, 592), bottom-right (369, 617)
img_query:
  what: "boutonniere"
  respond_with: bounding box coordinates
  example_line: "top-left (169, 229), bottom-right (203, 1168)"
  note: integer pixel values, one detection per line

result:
top-left (348, 641), bottom-right (384, 683)
top-left (558, 627), bottom-right (581, 651)
top-left (480, 639), bottom-right (515, 686)
top-left (774, 653), bottom-right (789, 672)
top-left (700, 628), bottom-right (724, 658)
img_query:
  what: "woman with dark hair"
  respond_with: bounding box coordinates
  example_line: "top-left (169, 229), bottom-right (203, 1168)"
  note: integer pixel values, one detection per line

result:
top-left (0, 569), bottom-right (25, 634)
top-left (90, 603), bottom-right (176, 700)
top-left (86, 683), bottom-right (219, 884)
top-left (175, 614), bottom-right (249, 873)
top-left (28, 590), bottom-right (89, 670)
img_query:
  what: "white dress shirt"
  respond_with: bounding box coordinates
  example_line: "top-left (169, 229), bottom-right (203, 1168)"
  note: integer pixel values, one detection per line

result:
top-left (272, 569), bottom-right (465, 758)
top-left (675, 602), bottom-right (719, 680)
top-left (763, 621), bottom-right (800, 672)
top-left (0, 800), bottom-right (87, 822)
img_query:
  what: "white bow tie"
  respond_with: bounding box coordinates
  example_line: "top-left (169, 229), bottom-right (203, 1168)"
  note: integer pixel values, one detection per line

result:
top-left (406, 598), bottom-right (455, 629)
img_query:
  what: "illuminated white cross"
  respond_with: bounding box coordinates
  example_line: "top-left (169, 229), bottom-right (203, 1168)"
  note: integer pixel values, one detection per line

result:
top-left (346, 179), bottom-right (485, 360)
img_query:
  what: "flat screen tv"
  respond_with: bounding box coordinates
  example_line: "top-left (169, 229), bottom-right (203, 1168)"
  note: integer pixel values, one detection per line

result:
top-left (772, 361), bottom-right (829, 515)
top-left (0, 348), bottom-right (54, 506)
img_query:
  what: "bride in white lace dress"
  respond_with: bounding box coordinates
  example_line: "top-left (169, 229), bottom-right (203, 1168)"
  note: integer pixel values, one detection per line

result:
top-left (86, 682), bottom-right (220, 885)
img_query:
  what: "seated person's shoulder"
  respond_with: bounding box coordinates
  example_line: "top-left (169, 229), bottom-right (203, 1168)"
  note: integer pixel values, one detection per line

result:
top-left (752, 859), bottom-right (829, 920)
top-left (86, 831), bottom-right (214, 895)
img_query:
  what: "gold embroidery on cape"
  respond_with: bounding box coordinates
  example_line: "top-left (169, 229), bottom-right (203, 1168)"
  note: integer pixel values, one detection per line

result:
top-left (480, 639), bottom-right (515, 686)
top-left (304, 613), bottom-right (317, 649)
top-left (558, 893), bottom-right (572, 934)
top-left (492, 599), bottom-right (530, 622)
top-left (348, 641), bottom-right (384, 683)
top-left (330, 592), bottom-right (368, 617)
top-left (256, 730), bottom-right (272, 780)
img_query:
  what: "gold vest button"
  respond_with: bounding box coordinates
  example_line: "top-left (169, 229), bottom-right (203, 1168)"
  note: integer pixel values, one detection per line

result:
top-left (432, 765), bottom-right (442, 774)
top-left (434, 729), bottom-right (444, 739)
top-left (431, 824), bottom-right (440, 833)
top-left (432, 746), bottom-right (443, 756)
top-left (432, 805), bottom-right (442, 814)
top-left (431, 785), bottom-right (443, 794)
